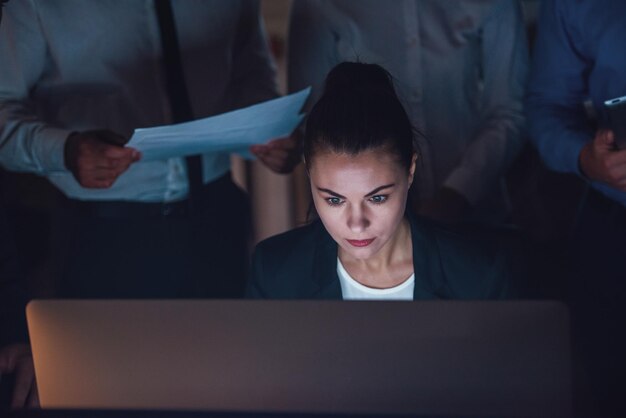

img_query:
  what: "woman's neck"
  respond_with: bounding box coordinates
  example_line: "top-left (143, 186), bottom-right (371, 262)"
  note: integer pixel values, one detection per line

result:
top-left (338, 218), bottom-right (413, 289)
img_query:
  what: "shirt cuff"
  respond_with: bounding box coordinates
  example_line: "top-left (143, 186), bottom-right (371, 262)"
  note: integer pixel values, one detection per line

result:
top-left (33, 126), bottom-right (72, 173)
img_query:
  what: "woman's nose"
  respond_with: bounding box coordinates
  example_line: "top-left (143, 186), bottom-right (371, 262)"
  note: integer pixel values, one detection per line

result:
top-left (347, 205), bottom-right (370, 233)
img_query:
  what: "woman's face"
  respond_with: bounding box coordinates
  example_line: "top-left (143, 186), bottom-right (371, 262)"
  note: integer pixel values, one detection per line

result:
top-left (308, 148), bottom-right (415, 261)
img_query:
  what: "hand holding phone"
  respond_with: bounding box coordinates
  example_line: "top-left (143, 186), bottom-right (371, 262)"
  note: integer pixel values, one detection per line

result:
top-left (604, 96), bottom-right (626, 149)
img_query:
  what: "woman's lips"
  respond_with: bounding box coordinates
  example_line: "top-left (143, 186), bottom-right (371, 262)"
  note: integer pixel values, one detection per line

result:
top-left (346, 238), bottom-right (376, 247)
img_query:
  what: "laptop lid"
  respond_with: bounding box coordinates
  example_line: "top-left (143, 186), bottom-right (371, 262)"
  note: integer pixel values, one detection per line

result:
top-left (27, 300), bottom-right (571, 416)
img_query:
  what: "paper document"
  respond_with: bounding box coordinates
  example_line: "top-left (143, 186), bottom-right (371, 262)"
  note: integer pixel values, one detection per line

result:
top-left (126, 88), bottom-right (310, 161)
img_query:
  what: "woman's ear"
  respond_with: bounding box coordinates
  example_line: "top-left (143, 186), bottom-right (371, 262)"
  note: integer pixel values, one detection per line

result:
top-left (408, 153), bottom-right (418, 186)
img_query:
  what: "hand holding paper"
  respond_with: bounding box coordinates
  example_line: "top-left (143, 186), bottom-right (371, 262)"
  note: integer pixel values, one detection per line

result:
top-left (126, 88), bottom-right (310, 165)
top-left (250, 133), bottom-right (302, 174)
top-left (65, 130), bottom-right (141, 189)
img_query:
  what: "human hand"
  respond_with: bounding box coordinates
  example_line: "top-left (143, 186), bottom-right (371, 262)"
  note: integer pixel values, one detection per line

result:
top-left (579, 129), bottom-right (626, 192)
top-left (0, 343), bottom-right (38, 409)
top-left (418, 187), bottom-right (471, 224)
top-left (249, 132), bottom-right (301, 174)
top-left (64, 129), bottom-right (141, 188)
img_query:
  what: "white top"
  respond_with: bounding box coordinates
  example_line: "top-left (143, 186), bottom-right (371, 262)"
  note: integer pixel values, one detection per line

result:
top-left (0, 0), bottom-right (277, 202)
top-left (288, 0), bottom-right (528, 218)
top-left (337, 258), bottom-right (414, 301)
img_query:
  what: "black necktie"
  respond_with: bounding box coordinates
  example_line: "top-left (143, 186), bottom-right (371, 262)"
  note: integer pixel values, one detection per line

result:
top-left (154, 0), bottom-right (203, 205)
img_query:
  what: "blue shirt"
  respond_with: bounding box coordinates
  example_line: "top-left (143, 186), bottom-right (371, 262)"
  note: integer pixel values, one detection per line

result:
top-left (527, 0), bottom-right (626, 206)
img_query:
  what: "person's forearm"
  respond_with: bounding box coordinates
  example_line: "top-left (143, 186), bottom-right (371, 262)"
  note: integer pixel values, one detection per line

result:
top-left (444, 114), bottom-right (525, 206)
top-left (0, 110), bottom-right (71, 174)
top-left (526, 0), bottom-right (594, 176)
top-left (527, 102), bottom-right (593, 176)
top-left (0, 0), bottom-right (70, 174)
top-left (446, 0), bottom-right (527, 204)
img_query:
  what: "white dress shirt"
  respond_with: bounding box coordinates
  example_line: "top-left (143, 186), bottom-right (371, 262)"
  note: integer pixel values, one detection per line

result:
top-left (0, 0), bottom-right (277, 202)
top-left (288, 0), bottom-right (528, 218)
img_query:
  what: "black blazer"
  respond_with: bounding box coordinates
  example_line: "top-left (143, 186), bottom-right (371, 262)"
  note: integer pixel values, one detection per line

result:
top-left (246, 214), bottom-right (521, 300)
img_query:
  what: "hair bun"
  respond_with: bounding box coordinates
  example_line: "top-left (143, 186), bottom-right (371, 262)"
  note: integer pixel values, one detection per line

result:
top-left (323, 62), bottom-right (395, 96)
top-left (304, 61), bottom-right (417, 174)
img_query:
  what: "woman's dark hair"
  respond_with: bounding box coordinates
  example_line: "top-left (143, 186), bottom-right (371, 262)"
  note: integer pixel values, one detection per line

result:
top-left (303, 62), bottom-right (417, 172)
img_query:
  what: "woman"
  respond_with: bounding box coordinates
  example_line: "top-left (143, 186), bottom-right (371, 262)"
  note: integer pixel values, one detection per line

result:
top-left (247, 62), bottom-right (519, 300)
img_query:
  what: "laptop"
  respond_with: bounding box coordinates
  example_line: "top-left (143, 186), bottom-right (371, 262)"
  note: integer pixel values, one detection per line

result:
top-left (27, 300), bottom-right (571, 417)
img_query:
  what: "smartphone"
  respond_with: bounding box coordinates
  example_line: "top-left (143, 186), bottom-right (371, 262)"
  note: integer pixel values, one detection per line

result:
top-left (604, 95), bottom-right (626, 149)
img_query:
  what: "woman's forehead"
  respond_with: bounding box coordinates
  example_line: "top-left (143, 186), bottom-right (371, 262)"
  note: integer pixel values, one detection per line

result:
top-left (310, 148), bottom-right (400, 167)
top-left (309, 150), bottom-right (405, 187)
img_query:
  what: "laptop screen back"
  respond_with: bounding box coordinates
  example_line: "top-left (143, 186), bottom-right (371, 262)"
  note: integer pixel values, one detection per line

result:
top-left (27, 300), bottom-right (571, 416)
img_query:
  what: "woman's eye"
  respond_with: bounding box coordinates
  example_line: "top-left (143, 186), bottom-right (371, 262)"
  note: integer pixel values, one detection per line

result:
top-left (326, 197), bottom-right (343, 206)
top-left (369, 195), bottom-right (388, 204)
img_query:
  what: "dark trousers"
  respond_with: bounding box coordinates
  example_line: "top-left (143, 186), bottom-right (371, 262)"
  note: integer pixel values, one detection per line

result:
top-left (55, 173), bottom-right (250, 299)
top-left (0, 203), bottom-right (28, 346)
top-left (569, 188), bottom-right (626, 417)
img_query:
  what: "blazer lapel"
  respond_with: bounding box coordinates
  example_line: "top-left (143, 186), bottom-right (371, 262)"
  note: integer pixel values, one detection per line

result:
top-left (308, 222), bottom-right (343, 299)
top-left (409, 214), bottom-right (446, 299)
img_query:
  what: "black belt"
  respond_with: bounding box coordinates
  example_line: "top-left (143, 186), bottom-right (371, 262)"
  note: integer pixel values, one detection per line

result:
top-left (69, 172), bottom-right (234, 219)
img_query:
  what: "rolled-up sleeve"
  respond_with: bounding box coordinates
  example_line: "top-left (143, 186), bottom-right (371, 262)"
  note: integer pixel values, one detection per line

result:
top-left (0, 0), bottom-right (71, 174)
top-left (444, 0), bottom-right (528, 205)
top-left (526, 0), bottom-right (593, 177)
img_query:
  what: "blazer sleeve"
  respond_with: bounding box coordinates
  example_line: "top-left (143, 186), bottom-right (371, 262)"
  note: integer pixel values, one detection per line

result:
top-left (244, 222), bottom-right (328, 300)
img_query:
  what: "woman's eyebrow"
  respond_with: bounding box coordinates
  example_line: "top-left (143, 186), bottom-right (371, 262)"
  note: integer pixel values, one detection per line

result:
top-left (364, 184), bottom-right (395, 197)
top-left (316, 187), bottom-right (346, 199)
top-left (316, 183), bottom-right (395, 199)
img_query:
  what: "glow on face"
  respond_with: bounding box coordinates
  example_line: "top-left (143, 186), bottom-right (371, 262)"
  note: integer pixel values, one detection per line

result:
top-left (308, 149), bottom-right (414, 261)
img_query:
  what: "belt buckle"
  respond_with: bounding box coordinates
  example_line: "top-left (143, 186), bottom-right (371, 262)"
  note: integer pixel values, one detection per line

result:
top-left (160, 202), bottom-right (178, 217)
top-left (160, 200), bottom-right (191, 218)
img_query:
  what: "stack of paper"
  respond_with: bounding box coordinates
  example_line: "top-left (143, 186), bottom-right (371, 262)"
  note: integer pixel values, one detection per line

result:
top-left (126, 88), bottom-right (310, 161)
